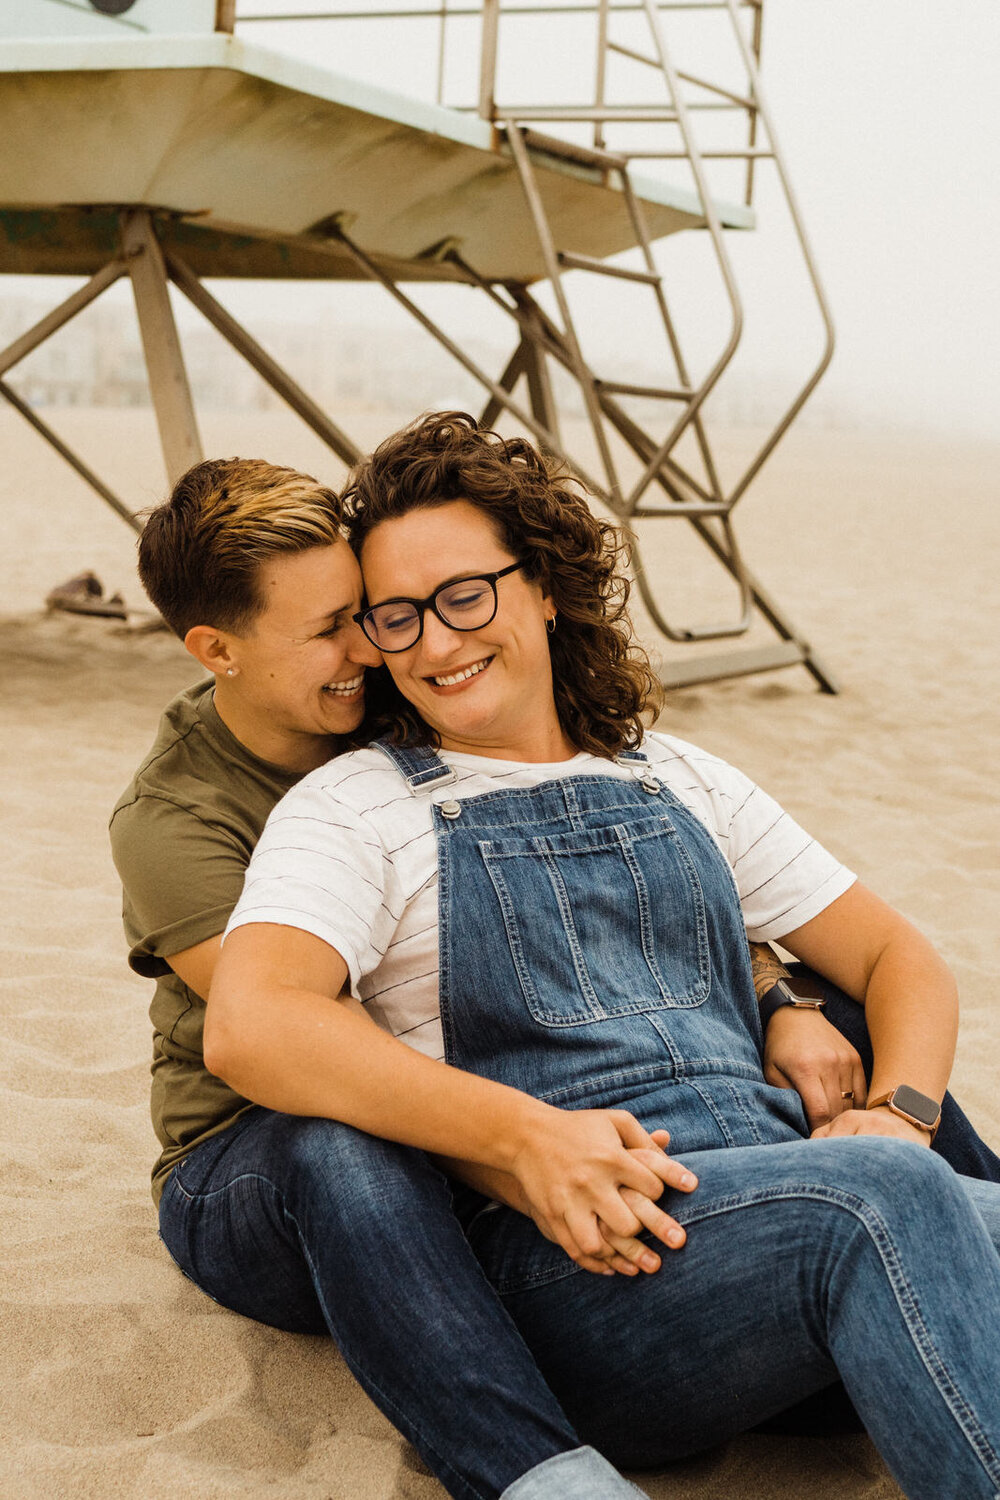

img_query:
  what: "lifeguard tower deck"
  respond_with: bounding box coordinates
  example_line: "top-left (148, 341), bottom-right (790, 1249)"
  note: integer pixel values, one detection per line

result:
top-left (0, 0), bottom-right (836, 691)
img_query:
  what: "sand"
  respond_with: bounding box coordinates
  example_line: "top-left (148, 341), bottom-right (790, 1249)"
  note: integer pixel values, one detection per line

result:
top-left (2, 404), bottom-right (998, 1499)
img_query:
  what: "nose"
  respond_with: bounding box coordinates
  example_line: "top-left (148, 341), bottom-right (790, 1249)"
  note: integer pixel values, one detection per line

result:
top-left (347, 619), bottom-right (383, 666)
top-left (420, 607), bottom-right (467, 660)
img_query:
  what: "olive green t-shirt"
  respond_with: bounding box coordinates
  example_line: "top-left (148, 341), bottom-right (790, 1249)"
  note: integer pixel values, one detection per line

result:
top-left (110, 680), bottom-right (301, 1204)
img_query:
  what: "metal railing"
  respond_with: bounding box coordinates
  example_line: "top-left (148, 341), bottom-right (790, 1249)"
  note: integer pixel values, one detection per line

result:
top-left (228, 2), bottom-right (762, 165)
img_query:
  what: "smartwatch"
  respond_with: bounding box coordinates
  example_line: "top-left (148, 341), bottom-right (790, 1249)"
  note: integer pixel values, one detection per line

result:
top-left (758, 974), bottom-right (827, 1027)
top-left (867, 1085), bottom-right (941, 1140)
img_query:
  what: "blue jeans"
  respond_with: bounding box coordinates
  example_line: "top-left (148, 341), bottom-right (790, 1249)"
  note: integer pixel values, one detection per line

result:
top-left (467, 1137), bottom-right (1000, 1500)
top-left (159, 1107), bottom-right (581, 1500)
top-left (160, 1075), bottom-right (1000, 1500)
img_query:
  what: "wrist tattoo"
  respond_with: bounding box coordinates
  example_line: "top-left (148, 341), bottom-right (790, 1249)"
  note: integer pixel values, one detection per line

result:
top-left (749, 942), bottom-right (791, 1001)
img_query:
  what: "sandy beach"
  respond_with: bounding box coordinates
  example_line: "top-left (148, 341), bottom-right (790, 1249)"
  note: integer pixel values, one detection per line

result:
top-left (2, 404), bottom-right (998, 1499)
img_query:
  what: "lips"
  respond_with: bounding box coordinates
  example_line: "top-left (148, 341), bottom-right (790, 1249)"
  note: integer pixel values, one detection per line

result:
top-left (429, 657), bottom-right (493, 688)
top-left (322, 672), bottom-right (365, 696)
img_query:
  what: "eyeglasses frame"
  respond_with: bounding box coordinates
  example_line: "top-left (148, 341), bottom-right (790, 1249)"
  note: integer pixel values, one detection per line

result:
top-left (353, 561), bottom-right (524, 652)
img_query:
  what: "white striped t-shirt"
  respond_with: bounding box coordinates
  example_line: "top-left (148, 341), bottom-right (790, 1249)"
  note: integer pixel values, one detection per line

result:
top-left (225, 732), bottom-right (856, 1061)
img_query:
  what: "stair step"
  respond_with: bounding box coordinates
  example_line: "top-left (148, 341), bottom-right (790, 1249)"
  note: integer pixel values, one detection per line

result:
top-left (557, 251), bottom-right (660, 285)
top-left (517, 128), bottom-right (626, 172)
top-left (595, 378), bottom-right (692, 401)
top-left (498, 105), bottom-right (679, 125)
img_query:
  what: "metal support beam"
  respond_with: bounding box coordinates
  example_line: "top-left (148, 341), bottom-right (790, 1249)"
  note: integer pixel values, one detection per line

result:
top-left (164, 248), bottom-right (363, 468)
top-left (121, 211), bottom-right (203, 486)
top-left (0, 261), bottom-right (127, 379)
top-left (0, 378), bottom-right (140, 532)
top-left (522, 332), bottom-right (561, 445)
top-left (479, 340), bottom-right (529, 431)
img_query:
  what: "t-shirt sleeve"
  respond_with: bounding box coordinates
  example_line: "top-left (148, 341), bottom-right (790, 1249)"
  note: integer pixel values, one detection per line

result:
top-left (645, 734), bottom-right (856, 941)
top-left (110, 794), bottom-right (249, 977)
top-left (723, 770), bottom-right (856, 941)
top-left (224, 780), bottom-right (400, 998)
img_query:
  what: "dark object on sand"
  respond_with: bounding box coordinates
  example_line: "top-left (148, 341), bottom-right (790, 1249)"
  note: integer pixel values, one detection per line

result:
top-left (45, 570), bottom-right (128, 620)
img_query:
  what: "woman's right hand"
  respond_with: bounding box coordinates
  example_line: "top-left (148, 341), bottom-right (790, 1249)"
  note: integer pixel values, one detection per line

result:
top-left (508, 1108), bottom-right (698, 1276)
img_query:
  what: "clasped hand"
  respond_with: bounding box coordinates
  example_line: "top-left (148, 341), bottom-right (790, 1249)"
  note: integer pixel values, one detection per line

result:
top-left (764, 1004), bottom-right (867, 1128)
top-left (509, 1108), bottom-right (697, 1279)
top-left (509, 1011), bottom-right (872, 1279)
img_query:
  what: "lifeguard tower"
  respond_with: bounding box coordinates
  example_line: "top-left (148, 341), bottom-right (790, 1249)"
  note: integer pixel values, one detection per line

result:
top-left (0, 0), bottom-right (836, 691)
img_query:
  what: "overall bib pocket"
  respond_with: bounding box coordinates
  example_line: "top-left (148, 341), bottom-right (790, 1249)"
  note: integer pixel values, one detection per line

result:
top-left (481, 811), bottom-right (710, 1026)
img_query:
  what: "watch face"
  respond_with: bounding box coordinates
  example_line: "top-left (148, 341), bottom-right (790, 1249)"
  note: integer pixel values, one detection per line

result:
top-left (891, 1085), bottom-right (940, 1128)
top-left (782, 975), bottom-right (826, 1004)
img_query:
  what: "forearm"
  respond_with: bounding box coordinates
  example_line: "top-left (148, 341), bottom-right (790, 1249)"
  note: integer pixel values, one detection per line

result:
top-left (781, 883), bottom-right (958, 1106)
top-left (432, 1154), bottom-right (530, 1213)
top-left (207, 975), bottom-right (551, 1175)
top-left (863, 931), bottom-right (958, 1102)
top-left (749, 940), bottom-right (790, 1001)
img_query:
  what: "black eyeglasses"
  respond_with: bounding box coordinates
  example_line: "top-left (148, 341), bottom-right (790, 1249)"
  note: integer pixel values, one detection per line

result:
top-left (353, 562), bottom-right (523, 652)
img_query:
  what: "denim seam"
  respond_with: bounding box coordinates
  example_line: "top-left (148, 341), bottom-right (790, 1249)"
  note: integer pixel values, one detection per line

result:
top-left (621, 830), bottom-right (710, 1003)
top-left (165, 1166), bottom-right (287, 1204)
top-left (483, 850), bottom-right (548, 1020)
top-left (537, 1062), bottom-right (762, 1105)
top-left (682, 1079), bottom-right (738, 1147)
top-left (622, 832), bottom-right (666, 996)
top-left (540, 851), bottom-right (605, 1018)
top-left (670, 1181), bottom-right (1000, 1489)
top-left (722, 1079), bottom-right (766, 1144)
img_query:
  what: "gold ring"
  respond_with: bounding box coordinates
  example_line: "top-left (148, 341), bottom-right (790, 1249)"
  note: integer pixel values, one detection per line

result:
top-left (841, 1090), bottom-right (855, 1100)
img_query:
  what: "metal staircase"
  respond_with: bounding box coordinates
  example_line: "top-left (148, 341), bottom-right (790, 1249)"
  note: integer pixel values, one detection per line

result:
top-left (469, 0), bottom-right (837, 688)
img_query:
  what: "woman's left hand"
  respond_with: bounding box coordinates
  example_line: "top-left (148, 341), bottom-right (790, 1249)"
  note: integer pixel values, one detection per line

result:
top-left (764, 1006), bottom-right (867, 1131)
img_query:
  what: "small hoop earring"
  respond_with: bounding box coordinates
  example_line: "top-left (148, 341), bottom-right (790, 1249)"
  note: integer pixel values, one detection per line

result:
top-left (546, 617), bottom-right (556, 635)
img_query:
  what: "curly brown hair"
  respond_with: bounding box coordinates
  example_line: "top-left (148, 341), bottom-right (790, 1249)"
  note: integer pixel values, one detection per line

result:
top-left (342, 412), bottom-right (662, 756)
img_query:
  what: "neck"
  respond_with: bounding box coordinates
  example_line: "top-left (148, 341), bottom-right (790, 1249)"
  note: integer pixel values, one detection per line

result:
top-left (213, 685), bottom-right (334, 775)
top-left (438, 721), bottom-right (577, 764)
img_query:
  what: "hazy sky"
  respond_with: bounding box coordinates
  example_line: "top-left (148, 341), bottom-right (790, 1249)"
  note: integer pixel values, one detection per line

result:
top-left (7, 1), bottom-right (1000, 439)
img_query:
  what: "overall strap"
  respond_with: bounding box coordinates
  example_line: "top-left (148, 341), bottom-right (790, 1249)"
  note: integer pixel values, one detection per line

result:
top-left (614, 745), bottom-right (662, 793)
top-left (614, 748), bottom-right (649, 767)
top-left (372, 737), bottom-right (457, 793)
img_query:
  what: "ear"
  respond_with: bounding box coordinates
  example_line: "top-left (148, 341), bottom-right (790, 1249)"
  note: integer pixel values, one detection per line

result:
top-left (184, 624), bottom-right (237, 677)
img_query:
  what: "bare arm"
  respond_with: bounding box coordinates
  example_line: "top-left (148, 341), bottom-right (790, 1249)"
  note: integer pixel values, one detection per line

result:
top-left (168, 928), bottom-right (690, 1276)
top-left (206, 922), bottom-right (697, 1268)
top-left (748, 940), bottom-right (789, 1000)
top-left (779, 881), bottom-right (958, 1144)
top-left (166, 933), bottom-right (222, 1000)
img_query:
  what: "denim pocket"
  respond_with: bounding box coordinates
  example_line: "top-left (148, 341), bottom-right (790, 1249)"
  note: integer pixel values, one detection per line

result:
top-left (481, 812), bottom-right (709, 1026)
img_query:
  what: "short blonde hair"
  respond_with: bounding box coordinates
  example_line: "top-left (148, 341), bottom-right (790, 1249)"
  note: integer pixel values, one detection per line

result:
top-left (138, 457), bottom-right (344, 637)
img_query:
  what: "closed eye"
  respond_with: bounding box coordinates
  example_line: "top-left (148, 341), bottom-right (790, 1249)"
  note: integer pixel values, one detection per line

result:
top-left (317, 617), bottom-right (350, 638)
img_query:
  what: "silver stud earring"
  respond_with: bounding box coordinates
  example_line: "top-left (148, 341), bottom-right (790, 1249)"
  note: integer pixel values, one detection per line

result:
top-left (226, 667), bottom-right (236, 677)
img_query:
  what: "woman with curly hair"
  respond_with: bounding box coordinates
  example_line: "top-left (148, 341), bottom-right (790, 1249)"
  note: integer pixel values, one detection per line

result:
top-left (208, 413), bottom-right (1000, 1500)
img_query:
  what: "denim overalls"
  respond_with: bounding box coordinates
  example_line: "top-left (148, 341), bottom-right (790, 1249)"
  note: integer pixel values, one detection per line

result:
top-left (377, 740), bottom-right (809, 1151)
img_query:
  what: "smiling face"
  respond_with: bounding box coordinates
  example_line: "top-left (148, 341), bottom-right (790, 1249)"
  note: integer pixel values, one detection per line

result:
top-left (360, 501), bottom-right (574, 762)
top-left (214, 540), bottom-right (381, 770)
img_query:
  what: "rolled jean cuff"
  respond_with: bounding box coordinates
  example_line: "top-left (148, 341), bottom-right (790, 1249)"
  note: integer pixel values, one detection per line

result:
top-left (500, 1446), bottom-right (646, 1498)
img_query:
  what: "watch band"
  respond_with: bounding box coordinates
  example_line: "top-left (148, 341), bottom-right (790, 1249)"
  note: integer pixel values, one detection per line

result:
top-left (867, 1086), bottom-right (941, 1140)
top-left (758, 975), bottom-right (827, 1027)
